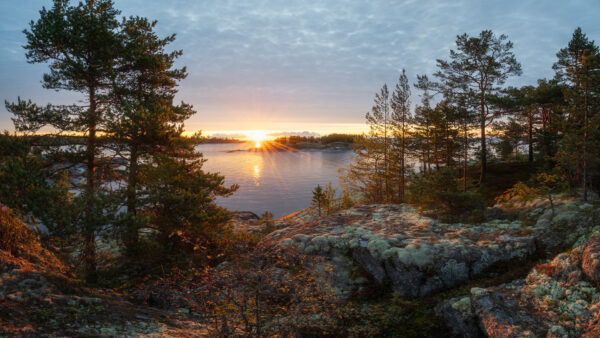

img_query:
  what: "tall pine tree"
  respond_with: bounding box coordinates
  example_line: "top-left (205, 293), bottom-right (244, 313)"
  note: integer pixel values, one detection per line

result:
top-left (6, 0), bottom-right (122, 282)
top-left (434, 30), bottom-right (521, 184)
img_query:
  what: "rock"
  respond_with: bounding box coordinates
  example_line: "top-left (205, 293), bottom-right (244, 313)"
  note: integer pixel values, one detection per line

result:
top-left (582, 233), bottom-right (600, 282)
top-left (439, 230), bottom-right (600, 337)
top-left (233, 211), bottom-right (259, 221)
top-left (352, 247), bottom-right (386, 283)
top-left (435, 296), bottom-right (481, 338)
top-left (265, 204), bottom-right (546, 297)
top-left (484, 207), bottom-right (511, 220)
top-left (471, 282), bottom-right (550, 338)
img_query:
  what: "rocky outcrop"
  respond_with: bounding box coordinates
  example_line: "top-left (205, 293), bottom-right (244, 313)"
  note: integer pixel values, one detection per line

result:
top-left (439, 229), bottom-right (600, 338)
top-left (582, 233), bottom-right (600, 282)
top-left (232, 211), bottom-right (259, 221)
top-left (265, 200), bottom-right (599, 298)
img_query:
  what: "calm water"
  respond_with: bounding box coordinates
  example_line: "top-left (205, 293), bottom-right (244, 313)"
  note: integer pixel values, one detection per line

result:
top-left (199, 143), bottom-right (354, 218)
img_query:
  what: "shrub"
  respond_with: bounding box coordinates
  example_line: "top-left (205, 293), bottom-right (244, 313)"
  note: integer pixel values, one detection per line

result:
top-left (341, 189), bottom-right (355, 210)
top-left (495, 181), bottom-right (536, 204)
top-left (0, 207), bottom-right (38, 255)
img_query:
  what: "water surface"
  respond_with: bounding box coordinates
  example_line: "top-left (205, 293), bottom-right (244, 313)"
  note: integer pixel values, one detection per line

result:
top-left (199, 142), bottom-right (354, 218)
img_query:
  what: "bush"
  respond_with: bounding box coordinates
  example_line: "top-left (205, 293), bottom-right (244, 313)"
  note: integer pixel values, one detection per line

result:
top-left (0, 207), bottom-right (38, 256)
top-left (135, 244), bottom-right (341, 336)
top-left (495, 181), bottom-right (536, 204)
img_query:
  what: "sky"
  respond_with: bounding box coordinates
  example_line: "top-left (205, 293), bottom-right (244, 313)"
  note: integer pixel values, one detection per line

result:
top-left (1, 0), bottom-right (599, 137)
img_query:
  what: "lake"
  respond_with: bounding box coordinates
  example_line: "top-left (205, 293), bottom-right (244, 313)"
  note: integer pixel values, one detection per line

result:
top-left (199, 142), bottom-right (354, 218)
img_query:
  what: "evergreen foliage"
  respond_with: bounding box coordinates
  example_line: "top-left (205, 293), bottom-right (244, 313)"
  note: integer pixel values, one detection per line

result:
top-left (4, 0), bottom-right (238, 281)
top-left (434, 30), bottom-right (522, 184)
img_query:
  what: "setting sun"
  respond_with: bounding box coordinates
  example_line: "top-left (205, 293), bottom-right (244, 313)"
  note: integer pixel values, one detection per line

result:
top-left (249, 130), bottom-right (268, 148)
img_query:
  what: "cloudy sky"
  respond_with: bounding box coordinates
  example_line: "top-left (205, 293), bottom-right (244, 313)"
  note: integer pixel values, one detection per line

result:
top-left (1, 0), bottom-right (598, 136)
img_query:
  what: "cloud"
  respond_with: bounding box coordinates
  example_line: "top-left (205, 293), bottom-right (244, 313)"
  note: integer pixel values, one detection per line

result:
top-left (208, 133), bottom-right (248, 139)
top-left (267, 131), bottom-right (320, 137)
top-left (1, 0), bottom-right (599, 131)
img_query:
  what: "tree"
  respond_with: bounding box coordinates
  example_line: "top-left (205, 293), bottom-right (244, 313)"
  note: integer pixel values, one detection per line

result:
top-left (6, 0), bottom-right (122, 282)
top-left (413, 75), bottom-right (436, 173)
top-left (312, 185), bottom-right (325, 216)
top-left (447, 93), bottom-right (478, 192)
top-left (532, 172), bottom-right (568, 217)
top-left (390, 69), bottom-right (412, 202)
top-left (434, 30), bottom-right (522, 184)
top-left (141, 138), bottom-right (238, 260)
top-left (341, 85), bottom-right (393, 203)
top-left (322, 182), bottom-right (337, 215)
top-left (366, 85), bottom-right (392, 200)
top-left (432, 100), bottom-right (460, 168)
top-left (108, 16), bottom-right (194, 254)
top-left (533, 79), bottom-right (565, 161)
top-left (498, 86), bottom-right (539, 162)
top-left (494, 118), bottom-right (526, 161)
top-left (553, 27), bottom-right (600, 201)
top-left (0, 133), bottom-right (74, 233)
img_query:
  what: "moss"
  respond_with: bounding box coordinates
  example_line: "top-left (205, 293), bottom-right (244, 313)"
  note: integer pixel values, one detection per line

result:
top-left (450, 296), bottom-right (472, 316)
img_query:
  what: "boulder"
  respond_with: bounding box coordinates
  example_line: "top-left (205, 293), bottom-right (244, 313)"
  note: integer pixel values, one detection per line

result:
top-left (232, 211), bottom-right (259, 221)
top-left (582, 233), bottom-right (600, 282)
top-left (434, 296), bottom-right (482, 338)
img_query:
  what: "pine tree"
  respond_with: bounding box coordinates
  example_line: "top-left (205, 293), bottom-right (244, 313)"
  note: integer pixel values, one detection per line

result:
top-left (6, 0), bottom-right (122, 282)
top-left (311, 185), bottom-right (325, 216)
top-left (108, 16), bottom-right (194, 254)
top-left (553, 27), bottom-right (600, 201)
top-left (390, 69), bottom-right (412, 202)
top-left (322, 183), bottom-right (337, 215)
top-left (142, 137), bottom-right (237, 257)
top-left (414, 75), bottom-right (436, 173)
top-left (341, 85), bottom-right (392, 203)
top-left (434, 30), bottom-right (522, 184)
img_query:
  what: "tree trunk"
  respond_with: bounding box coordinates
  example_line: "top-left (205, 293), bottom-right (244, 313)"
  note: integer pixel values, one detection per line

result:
top-left (528, 112), bottom-right (534, 162)
top-left (479, 99), bottom-right (487, 184)
top-left (84, 85), bottom-right (98, 283)
top-left (400, 122), bottom-right (405, 203)
top-left (463, 120), bottom-right (468, 193)
top-left (445, 122), bottom-right (451, 167)
top-left (125, 140), bottom-right (139, 252)
top-left (583, 83), bottom-right (588, 201)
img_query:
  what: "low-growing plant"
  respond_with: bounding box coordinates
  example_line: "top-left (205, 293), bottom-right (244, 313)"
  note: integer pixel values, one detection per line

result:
top-left (0, 206), bottom-right (38, 255)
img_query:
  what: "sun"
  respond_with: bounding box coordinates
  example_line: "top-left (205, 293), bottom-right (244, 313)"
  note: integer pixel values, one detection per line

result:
top-left (249, 130), bottom-right (268, 148)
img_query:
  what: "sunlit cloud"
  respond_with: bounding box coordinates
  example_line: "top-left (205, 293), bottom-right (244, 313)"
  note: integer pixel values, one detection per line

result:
top-left (267, 131), bottom-right (320, 138)
top-left (1, 0), bottom-right (599, 132)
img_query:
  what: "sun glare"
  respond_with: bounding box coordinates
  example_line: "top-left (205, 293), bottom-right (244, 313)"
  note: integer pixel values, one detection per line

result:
top-left (250, 130), bottom-right (268, 148)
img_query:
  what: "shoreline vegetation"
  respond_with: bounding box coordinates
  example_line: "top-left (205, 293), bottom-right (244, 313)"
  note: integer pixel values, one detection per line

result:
top-left (204, 133), bottom-right (356, 151)
top-left (1, 0), bottom-right (599, 336)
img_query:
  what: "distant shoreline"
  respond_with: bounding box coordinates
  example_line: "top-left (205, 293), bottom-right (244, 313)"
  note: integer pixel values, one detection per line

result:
top-left (222, 141), bottom-right (353, 152)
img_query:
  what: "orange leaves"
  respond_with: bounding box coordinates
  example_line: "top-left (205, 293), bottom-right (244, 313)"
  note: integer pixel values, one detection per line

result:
top-left (535, 263), bottom-right (556, 277)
